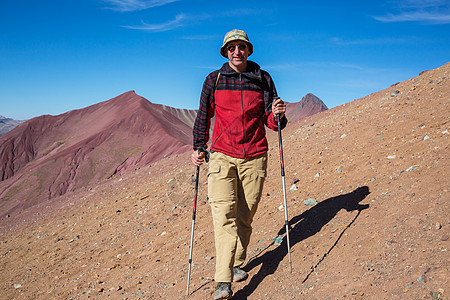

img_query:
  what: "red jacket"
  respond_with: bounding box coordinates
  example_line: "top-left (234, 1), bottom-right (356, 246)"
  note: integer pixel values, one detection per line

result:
top-left (193, 61), bottom-right (287, 159)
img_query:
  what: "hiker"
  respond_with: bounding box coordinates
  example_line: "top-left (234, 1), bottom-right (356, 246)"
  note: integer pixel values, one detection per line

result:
top-left (191, 29), bottom-right (287, 299)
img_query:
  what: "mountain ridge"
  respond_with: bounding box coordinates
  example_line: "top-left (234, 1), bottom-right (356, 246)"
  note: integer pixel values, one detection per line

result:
top-left (0, 116), bottom-right (23, 136)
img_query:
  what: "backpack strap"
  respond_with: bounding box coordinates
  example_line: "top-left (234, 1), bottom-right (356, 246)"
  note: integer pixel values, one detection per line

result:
top-left (215, 72), bottom-right (221, 88)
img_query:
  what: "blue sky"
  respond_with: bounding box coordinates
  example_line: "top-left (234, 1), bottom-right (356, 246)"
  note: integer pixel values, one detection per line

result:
top-left (1, 0), bottom-right (449, 120)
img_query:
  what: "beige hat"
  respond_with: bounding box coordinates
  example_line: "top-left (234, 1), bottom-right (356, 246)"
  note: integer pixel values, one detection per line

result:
top-left (220, 29), bottom-right (253, 58)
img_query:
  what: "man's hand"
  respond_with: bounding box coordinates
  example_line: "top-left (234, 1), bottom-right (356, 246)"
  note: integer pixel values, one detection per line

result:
top-left (191, 150), bottom-right (206, 166)
top-left (272, 97), bottom-right (286, 119)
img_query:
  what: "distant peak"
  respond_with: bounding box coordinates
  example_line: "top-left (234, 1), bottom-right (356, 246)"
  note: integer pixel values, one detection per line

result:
top-left (113, 90), bottom-right (147, 101)
top-left (121, 90), bottom-right (137, 96)
top-left (301, 93), bottom-right (328, 109)
top-left (303, 93), bottom-right (319, 100)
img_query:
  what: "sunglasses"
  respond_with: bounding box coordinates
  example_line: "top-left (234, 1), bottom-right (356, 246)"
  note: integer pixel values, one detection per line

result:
top-left (227, 44), bottom-right (247, 52)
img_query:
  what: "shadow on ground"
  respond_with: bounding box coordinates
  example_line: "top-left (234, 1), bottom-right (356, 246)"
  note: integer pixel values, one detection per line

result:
top-left (232, 186), bottom-right (370, 299)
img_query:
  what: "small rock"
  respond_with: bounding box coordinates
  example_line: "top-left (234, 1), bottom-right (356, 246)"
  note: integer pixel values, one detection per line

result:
top-left (278, 205), bottom-right (285, 211)
top-left (291, 178), bottom-right (300, 184)
top-left (435, 223), bottom-right (442, 229)
top-left (168, 178), bottom-right (175, 183)
top-left (336, 167), bottom-right (343, 173)
top-left (442, 130), bottom-right (448, 134)
top-left (14, 284), bottom-right (21, 289)
top-left (341, 134), bottom-right (347, 138)
top-left (430, 291), bottom-right (443, 300)
top-left (406, 165), bottom-right (420, 172)
top-left (391, 90), bottom-right (400, 97)
top-left (289, 184), bottom-right (298, 191)
top-left (274, 236), bottom-right (283, 245)
top-left (387, 155), bottom-right (396, 159)
top-left (69, 236), bottom-right (79, 243)
top-left (423, 135), bottom-right (430, 140)
top-left (304, 198), bottom-right (318, 207)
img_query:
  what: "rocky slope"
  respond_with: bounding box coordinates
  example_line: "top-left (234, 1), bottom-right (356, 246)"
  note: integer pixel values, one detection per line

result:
top-left (0, 63), bottom-right (448, 299)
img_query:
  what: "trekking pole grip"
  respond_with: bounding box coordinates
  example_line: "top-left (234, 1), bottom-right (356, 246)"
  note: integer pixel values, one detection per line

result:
top-left (276, 114), bottom-right (285, 177)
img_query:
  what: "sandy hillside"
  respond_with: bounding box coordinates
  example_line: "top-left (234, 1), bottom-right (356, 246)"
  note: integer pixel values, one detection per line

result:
top-left (0, 63), bottom-right (448, 299)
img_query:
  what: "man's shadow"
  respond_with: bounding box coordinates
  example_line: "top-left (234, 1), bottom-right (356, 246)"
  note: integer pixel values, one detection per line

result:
top-left (232, 186), bottom-right (370, 299)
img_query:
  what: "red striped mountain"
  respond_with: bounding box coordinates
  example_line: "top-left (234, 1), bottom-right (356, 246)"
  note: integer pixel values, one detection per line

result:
top-left (285, 93), bottom-right (328, 122)
top-left (0, 91), bottom-right (193, 215)
top-left (0, 91), bottom-right (326, 217)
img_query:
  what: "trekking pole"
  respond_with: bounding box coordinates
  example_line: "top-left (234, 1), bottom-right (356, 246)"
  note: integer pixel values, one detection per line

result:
top-left (186, 164), bottom-right (199, 296)
top-left (276, 108), bottom-right (293, 274)
top-left (186, 149), bottom-right (205, 296)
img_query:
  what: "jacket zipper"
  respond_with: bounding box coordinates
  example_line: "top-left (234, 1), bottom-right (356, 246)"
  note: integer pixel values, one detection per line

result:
top-left (240, 73), bottom-right (247, 158)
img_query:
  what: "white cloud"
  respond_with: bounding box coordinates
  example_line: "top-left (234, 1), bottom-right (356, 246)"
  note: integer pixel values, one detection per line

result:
top-left (103, 0), bottom-right (180, 12)
top-left (374, 11), bottom-right (450, 23)
top-left (123, 13), bottom-right (187, 31)
top-left (330, 36), bottom-right (417, 46)
top-left (374, 0), bottom-right (450, 24)
top-left (122, 7), bottom-right (269, 32)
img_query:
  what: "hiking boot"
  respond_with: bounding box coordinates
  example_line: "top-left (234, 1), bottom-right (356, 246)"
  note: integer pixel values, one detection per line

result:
top-left (232, 267), bottom-right (248, 282)
top-left (214, 282), bottom-right (232, 300)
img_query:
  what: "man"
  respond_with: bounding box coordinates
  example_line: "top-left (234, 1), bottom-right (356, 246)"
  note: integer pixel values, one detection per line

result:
top-left (191, 29), bottom-right (287, 299)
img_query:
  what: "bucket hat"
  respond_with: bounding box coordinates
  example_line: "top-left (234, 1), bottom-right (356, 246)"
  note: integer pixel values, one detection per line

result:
top-left (220, 29), bottom-right (253, 58)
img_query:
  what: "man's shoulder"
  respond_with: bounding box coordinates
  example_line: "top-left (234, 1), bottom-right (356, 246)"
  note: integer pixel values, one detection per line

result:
top-left (206, 69), bottom-right (221, 78)
top-left (206, 63), bottom-right (229, 77)
top-left (203, 68), bottom-right (222, 89)
top-left (248, 60), bottom-right (272, 78)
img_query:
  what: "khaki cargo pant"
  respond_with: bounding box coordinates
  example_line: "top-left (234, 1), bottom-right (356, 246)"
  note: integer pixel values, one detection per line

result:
top-left (208, 151), bottom-right (267, 283)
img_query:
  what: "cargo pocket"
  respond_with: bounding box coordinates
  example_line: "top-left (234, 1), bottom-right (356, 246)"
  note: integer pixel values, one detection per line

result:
top-left (208, 162), bottom-right (221, 203)
top-left (242, 168), bottom-right (267, 208)
top-left (208, 162), bottom-right (221, 177)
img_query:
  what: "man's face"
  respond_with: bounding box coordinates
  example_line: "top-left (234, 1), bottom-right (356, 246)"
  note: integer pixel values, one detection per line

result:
top-left (226, 41), bottom-right (249, 71)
